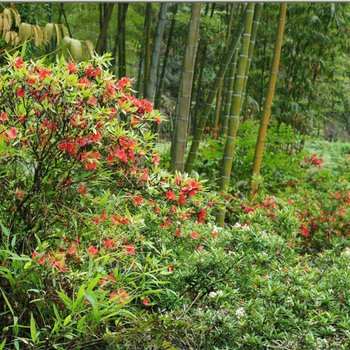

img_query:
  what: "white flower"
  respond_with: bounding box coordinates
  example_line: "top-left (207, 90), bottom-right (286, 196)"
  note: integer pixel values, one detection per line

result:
top-left (241, 224), bottom-right (250, 231)
top-left (217, 290), bottom-right (223, 297)
top-left (235, 307), bottom-right (246, 318)
top-left (233, 222), bottom-right (241, 229)
top-left (209, 291), bottom-right (217, 298)
top-left (342, 248), bottom-right (350, 259)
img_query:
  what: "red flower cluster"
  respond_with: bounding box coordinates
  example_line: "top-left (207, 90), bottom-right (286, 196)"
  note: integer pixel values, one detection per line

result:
top-left (304, 154), bottom-right (323, 168)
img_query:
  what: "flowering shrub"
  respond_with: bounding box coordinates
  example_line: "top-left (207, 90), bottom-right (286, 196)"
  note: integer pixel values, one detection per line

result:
top-left (0, 55), bottom-right (216, 250)
top-left (0, 55), bottom-right (219, 348)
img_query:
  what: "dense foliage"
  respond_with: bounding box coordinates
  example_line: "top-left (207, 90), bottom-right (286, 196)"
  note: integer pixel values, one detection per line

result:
top-left (0, 56), bottom-right (349, 350)
top-left (0, 2), bottom-right (350, 349)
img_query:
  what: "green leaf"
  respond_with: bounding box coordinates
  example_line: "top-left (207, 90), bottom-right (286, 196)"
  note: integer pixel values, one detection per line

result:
top-left (30, 313), bottom-right (38, 342)
top-left (0, 339), bottom-right (6, 350)
top-left (63, 315), bottom-right (72, 327)
top-left (1, 288), bottom-right (14, 315)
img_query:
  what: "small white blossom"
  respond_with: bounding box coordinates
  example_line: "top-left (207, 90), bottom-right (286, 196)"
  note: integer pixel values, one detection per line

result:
top-left (235, 307), bottom-right (246, 319)
top-left (241, 224), bottom-right (250, 231)
top-left (209, 291), bottom-right (217, 298)
top-left (233, 222), bottom-right (241, 229)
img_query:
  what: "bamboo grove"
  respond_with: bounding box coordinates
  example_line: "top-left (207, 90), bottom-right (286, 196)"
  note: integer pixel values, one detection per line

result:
top-left (2, 2), bottom-right (350, 226)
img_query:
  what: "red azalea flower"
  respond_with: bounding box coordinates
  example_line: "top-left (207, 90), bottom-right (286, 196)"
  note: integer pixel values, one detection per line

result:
top-left (14, 188), bottom-right (24, 200)
top-left (152, 154), bottom-right (160, 165)
top-left (166, 191), bottom-right (176, 201)
top-left (104, 239), bottom-right (114, 249)
top-left (116, 77), bottom-right (131, 90)
top-left (67, 61), bottom-right (76, 74)
top-left (133, 195), bottom-right (143, 205)
top-left (300, 226), bottom-right (310, 238)
top-left (7, 127), bottom-right (18, 139)
top-left (87, 245), bottom-right (98, 257)
top-left (0, 112), bottom-right (8, 122)
top-left (190, 231), bottom-right (199, 240)
top-left (125, 244), bottom-right (135, 255)
top-left (78, 185), bottom-right (87, 195)
top-left (17, 87), bottom-right (25, 98)
top-left (67, 245), bottom-right (76, 255)
top-left (14, 56), bottom-right (24, 69)
top-left (178, 194), bottom-right (187, 205)
top-left (142, 298), bottom-right (150, 306)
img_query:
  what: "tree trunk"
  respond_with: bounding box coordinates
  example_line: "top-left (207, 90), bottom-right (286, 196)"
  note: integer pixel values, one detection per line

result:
top-left (249, 3), bottom-right (287, 201)
top-left (118, 3), bottom-right (128, 78)
top-left (143, 4), bottom-right (153, 97)
top-left (145, 3), bottom-right (169, 101)
top-left (185, 5), bottom-right (247, 173)
top-left (214, 3), bottom-right (235, 129)
top-left (154, 4), bottom-right (178, 110)
top-left (241, 3), bottom-right (263, 111)
top-left (170, 3), bottom-right (202, 172)
top-left (112, 3), bottom-right (128, 73)
top-left (95, 3), bottom-right (114, 55)
top-left (216, 3), bottom-right (255, 227)
top-left (190, 5), bottom-right (214, 134)
top-left (220, 45), bottom-right (240, 136)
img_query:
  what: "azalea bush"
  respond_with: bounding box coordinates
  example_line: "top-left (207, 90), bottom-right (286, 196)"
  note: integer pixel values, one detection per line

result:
top-left (0, 55), bottom-right (218, 349)
top-left (225, 150), bottom-right (350, 252)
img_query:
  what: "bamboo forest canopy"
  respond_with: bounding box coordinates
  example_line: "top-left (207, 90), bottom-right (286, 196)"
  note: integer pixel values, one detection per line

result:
top-left (1, 2), bottom-right (350, 139)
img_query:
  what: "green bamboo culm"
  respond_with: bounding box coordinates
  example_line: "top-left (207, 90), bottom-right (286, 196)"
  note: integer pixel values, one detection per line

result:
top-left (185, 5), bottom-right (248, 173)
top-left (171, 3), bottom-right (202, 172)
top-left (220, 44), bottom-right (240, 137)
top-left (249, 3), bottom-right (287, 201)
top-left (214, 3), bottom-right (235, 129)
top-left (216, 2), bottom-right (255, 227)
top-left (241, 3), bottom-right (263, 110)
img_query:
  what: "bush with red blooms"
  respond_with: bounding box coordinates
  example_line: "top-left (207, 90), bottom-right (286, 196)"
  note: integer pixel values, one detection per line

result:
top-left (225, 154), bottom-right (350, 252)
top-left (0, 55), bottom-right (220, 348)
top-left (0, 55), bottom-right (217, 250)
top-left (303, 153), bottom-right (324, 168)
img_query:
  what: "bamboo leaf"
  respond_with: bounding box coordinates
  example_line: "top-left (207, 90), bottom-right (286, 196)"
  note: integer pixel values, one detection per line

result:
top-left (30, 313), bottom-right (38, 342)
top-left (54, 23), bottom-right (62, 45)
top-left (63, 315), bottom-right (72, 327)
top-left (33, 25), bottom-right (43, 46)
top-left (10, 8), bottom-right (21, 27)
top-left (69, 38), bottom-right (82, 61)
top-left (0, 288), bottom-right (13, 315)
top-left (45, 23), bottom-right (54, 41)
top-left (61, 36), bottom-right (71, 49)
top-left (85, 39), bottom-right (94, 57)
top-left (19, 23), bottom-right (31, 42)
top-left (3, 8), bottom-right (12, 32)
top-left (61, 24), bottom-right (69, 37)
top-left (21, 39), bottom-right (27, 57)
top-left (0, 339), bottom-right (6, 350)
top-left (0, 14), bottom-right (4, 33)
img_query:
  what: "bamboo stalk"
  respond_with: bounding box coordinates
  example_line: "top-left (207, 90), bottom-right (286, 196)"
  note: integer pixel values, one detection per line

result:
top-left (220, 46), bottom-right (239, 136)
top-left (214, 3), bottom-right (235, 129)
top-left (185, 5), bottom-right (248, 173)
top-left (241, 3), bottom-right (263, 110)
top-left (171, 3), bottom-right (202, 172)
top-left (143, 4), bottom-right (152, 97)
top-left (95, 3), bottom-right (114, 55)
top-left (249, 3), bottom-right (287, 201)
top-left (145, 3), bottom-right (169, 101)
top-left (155, 4), bottom-right (178, 110)
top-left (216, 3), bottom-right (255, 227)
